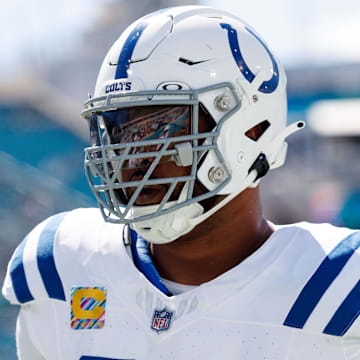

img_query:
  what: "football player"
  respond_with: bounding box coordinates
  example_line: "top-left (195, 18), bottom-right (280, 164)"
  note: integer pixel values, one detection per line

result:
top-left (3, 6), bottom-right (360, 360)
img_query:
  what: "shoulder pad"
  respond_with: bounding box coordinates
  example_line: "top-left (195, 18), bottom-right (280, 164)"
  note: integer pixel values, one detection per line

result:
top-left (2, 212), bottom-right (69, 305)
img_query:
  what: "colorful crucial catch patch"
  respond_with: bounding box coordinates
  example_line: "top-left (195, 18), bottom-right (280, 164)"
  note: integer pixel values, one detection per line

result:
top-left (151, 308), bottom-right (173, 332)
top-left (71, 287), bottom-right (107, 330)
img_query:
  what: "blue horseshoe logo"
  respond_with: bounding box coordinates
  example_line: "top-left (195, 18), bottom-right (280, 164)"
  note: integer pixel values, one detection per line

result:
top-left (220, 23), bottom-right (279, 94)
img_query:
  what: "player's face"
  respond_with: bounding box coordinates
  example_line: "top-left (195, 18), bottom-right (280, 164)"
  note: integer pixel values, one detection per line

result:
top-left (101, 105), bottom-right (213, 206)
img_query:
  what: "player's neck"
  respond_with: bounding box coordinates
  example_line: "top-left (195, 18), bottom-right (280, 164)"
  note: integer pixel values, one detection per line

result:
top-left (149, 187), bottom-right (273, 286)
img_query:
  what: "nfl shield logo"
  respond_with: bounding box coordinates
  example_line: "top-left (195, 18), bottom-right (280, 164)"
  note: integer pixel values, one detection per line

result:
top-left (151, 308), bottom-right (173, 332)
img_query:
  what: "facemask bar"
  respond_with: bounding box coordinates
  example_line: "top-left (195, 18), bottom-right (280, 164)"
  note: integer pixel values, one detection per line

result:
top-left (82, 82), bottom-right (241, 224)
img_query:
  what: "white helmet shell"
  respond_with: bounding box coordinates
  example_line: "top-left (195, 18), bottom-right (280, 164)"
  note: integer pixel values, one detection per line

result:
top-left (82, 6), bottom-right (304, 243)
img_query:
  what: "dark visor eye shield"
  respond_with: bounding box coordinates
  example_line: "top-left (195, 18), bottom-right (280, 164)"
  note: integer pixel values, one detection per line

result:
top-left (93, 106), bottom-right (191, 168)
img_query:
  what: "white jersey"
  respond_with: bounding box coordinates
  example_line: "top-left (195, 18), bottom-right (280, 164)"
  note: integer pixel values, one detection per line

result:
top-left (3, 208), bottom-right (360, 360)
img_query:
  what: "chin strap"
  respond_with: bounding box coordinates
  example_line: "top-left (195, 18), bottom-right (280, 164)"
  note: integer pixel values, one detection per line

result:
top-left (130, 182), bottom-right (203, 244)
top-left (130, 201), bottom-right (204, 244)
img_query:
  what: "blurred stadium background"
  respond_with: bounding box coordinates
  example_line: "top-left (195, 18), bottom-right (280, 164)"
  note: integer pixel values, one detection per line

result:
top-left (1, 0), bottom-right (360, 358)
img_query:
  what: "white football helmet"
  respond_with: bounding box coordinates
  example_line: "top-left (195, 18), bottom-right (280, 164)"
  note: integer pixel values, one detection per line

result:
top-left (82, 6), bottom-right (304, 244)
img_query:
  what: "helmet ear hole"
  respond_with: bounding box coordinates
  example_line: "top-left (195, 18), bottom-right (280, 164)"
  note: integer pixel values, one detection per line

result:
top-left (245, 120), bottom-right (270, 141)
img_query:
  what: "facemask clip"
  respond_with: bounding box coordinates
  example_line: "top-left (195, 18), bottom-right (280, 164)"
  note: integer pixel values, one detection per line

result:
top-left (173, 142), bottom-right (193, 167)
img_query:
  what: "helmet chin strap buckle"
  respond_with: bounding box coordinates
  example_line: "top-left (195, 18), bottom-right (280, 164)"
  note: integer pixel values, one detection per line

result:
top-left (173, 142), bottom-right (193, 167)
top-left (248, 153), bottom-right (269, 181)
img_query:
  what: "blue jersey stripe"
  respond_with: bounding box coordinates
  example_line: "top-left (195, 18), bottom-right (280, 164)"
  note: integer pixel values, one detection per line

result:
top-left (283, 232), bottom-right (360, 329)
top-left (115, 22), bottom-right (149, 79)
top-left (37, 212), bottom-right (68, 301)
top-left (323, 279), bottom-right (360, 336)
top-left (10, 235), bottom-right (34, 303)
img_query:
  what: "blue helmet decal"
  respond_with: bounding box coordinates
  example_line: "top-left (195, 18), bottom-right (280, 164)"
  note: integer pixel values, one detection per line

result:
top-left (114, 9), bottom-right (172, 80)
top-left (115, 22), bottom-right (149, 79)
top-left (220, 23), bottom-right (279, 94)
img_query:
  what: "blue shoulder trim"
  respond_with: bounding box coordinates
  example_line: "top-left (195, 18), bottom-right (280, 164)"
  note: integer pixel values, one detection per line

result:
top-left (323, 279), bottom-right (360, 336)
top-left (130, 229), bottom-right (171, 296)
top-left (10, 235), bottom-right (34, 304)
top-left (36, 212), bottom-right (68, 301)
top-left (283, 231), bottom-right (360, 332)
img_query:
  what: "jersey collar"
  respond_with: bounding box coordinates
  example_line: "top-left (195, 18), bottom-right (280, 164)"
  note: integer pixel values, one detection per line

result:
top-left (130, 229), bottom-right (171, 296)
